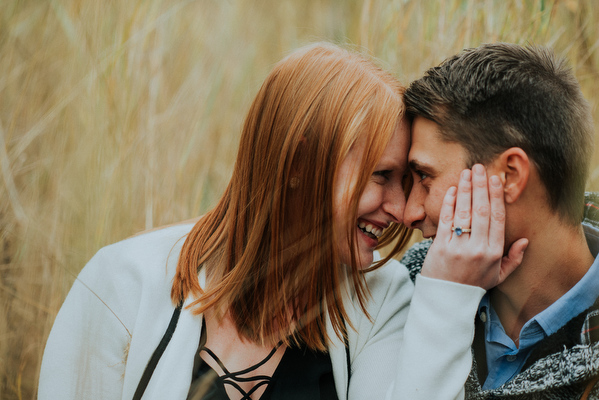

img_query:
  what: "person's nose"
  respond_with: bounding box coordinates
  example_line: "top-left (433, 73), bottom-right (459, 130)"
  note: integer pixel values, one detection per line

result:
top-left (403, 189), bottom-right (426, 229)
top-left (382, 187), bottom-right (405, 224)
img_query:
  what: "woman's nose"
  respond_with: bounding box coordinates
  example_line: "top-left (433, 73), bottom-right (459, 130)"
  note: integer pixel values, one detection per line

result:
top-left (403, 191), bottom-right (426, 229)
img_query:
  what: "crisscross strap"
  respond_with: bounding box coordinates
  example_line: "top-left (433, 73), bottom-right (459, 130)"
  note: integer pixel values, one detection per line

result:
top-left (199, 342), bottom-right (283, 400)
top-left (135, 306), bottom-right (351, 399)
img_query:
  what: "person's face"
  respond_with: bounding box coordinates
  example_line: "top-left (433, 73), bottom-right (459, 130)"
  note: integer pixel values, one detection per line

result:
top-left (333, 118), bottom-right (410, 269)
top-left (404, 116), bottom-right (470, 238)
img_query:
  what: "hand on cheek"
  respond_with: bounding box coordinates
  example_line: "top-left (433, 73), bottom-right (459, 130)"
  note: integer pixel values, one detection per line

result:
top-left (420, 164), bottom-right (528, 289)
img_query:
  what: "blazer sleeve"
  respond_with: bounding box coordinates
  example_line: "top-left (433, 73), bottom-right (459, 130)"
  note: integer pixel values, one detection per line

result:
top-left (38, 246), bottom-right (136, 400)
top-left (390, 275), bottom-right (485, 400)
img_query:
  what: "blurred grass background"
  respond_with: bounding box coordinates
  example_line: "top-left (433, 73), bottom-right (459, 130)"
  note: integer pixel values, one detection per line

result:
top-left (1, 0), bottom-right (598, 398)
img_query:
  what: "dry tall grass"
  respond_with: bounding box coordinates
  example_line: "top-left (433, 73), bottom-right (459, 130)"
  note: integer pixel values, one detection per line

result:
top-left (1, 0), bottom-right (598, 398)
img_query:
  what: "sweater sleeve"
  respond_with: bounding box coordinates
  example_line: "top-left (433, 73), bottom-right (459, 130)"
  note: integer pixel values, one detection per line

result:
top-left (38, 246), bottom-right (135, 400)
top-left (346, 258), bottom-right (414, 400)
top-left (391, 275), bottom-right (485, 400)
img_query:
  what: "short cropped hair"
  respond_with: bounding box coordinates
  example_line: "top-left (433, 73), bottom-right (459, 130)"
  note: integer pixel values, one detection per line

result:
top-left (172, 43), bottom-right (409, 350)
top-left (405, 43), bottom-right (594, 225)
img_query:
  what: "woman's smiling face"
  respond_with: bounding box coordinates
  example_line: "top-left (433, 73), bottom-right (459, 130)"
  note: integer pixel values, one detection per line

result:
top-left (333, 118), bottom-right (411, 269)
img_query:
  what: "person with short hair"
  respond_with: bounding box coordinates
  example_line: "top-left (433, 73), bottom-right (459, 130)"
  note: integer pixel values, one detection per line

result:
top-left (395, 43), bottom-right (599, 399)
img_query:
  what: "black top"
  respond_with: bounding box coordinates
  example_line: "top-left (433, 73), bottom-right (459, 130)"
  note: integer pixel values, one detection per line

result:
top-left (187, 342), bottom-right (339, 400)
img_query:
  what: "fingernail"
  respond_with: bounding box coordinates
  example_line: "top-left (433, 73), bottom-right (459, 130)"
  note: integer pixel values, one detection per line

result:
top-left (490, 175), bottom-right (501, 187)
top-left (473, 164), bottom-right (484, 176)
top-left (448, 186), bottom-right (457, 196)
top-left (461, 169), bottom-right (472, 181)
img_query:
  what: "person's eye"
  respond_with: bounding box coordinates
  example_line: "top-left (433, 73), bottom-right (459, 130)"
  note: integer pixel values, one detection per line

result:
top-left (411, 169), bottom-right (430, 184)
top-left (373, 170), bottom-right (391, 182)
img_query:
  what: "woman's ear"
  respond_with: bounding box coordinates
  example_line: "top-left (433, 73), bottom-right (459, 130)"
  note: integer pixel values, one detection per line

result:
top-left (488, 147), bottom-right (530, 204)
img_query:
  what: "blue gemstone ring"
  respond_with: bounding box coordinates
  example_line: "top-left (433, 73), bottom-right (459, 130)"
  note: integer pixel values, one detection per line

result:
top-left (451, 226), bottom-right (472, 236)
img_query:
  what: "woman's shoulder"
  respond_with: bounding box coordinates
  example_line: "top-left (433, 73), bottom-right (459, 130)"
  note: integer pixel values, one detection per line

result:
top-left (68, 221), bottom-right (197, 332)
top-left (107, 218), bottom-right (198, 255)
top-left (92, 220), bottom-right (196, 271)
top-left (77, 221), bottom-right (196, 303)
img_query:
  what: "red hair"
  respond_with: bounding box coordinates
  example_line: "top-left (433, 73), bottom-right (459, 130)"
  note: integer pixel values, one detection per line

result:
top-left (172, 43), bottom-right (411, 350)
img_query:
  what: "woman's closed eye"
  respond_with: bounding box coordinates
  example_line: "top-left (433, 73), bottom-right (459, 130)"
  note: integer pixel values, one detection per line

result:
top-left (373, 170), bottom-right (392, 182)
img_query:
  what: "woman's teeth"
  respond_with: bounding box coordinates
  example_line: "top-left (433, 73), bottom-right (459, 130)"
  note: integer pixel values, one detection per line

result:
top-left (358, 222), bottom-right (383, 238)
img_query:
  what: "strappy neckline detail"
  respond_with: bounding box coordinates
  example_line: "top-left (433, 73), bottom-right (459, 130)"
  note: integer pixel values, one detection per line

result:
top-left (199, 341), bottom-right (283, 400)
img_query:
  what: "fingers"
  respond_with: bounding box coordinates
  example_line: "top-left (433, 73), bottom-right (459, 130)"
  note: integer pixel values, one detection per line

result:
top-left (470, 164), bottom-right (490, 241)
top-left (498, 238), bottom-right (529, 285)
top-left (424, 164), bottom-right (527, 290)
top-left (435, 185), bottom-right (458, 243)
top-left (488, 174), bottom-right (507, 248)
top-left (452, 169), bottom-right (472, 235)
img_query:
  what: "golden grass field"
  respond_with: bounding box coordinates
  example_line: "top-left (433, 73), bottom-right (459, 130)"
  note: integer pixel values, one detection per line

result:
top-left (1, 0), bottom-right (599, 398)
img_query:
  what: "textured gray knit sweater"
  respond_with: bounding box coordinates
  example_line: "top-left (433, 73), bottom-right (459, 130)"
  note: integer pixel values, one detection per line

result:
top-left (400, 193), bottom-right (599, 400)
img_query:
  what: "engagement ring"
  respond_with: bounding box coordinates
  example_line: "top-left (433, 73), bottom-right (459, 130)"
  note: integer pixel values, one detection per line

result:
top-left (451, 226), bottom-right (472, 236)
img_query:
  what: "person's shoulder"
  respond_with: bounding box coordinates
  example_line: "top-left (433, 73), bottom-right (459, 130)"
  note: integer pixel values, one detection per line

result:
top-left (71, 220), bottom-right (198, 322)
top-left (80, 220), bottom-right (197, 288)
top-left (582, 193), bottom-right (599, 255)
top-left (583, 192), bottom-right (599, 229)
top-left (98, 219), bottom-right (197, 261)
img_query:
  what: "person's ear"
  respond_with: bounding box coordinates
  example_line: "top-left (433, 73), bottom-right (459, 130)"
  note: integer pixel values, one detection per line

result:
top-left (488, 147), bottom-right (529, 204)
